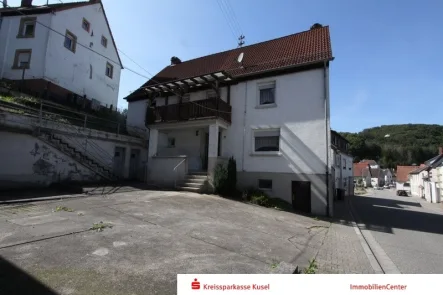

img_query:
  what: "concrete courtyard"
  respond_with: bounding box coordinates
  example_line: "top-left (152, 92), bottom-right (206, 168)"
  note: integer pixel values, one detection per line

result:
top-left (0, 189), bottom-right (374, 294)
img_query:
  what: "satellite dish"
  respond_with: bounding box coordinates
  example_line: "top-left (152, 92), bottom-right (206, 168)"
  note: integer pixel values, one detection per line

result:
top-left (237, 52), bottom-right (244, 64)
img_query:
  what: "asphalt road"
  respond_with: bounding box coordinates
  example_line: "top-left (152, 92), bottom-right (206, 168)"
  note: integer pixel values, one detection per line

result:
top-left (351, 189), bottom-right (443, 273)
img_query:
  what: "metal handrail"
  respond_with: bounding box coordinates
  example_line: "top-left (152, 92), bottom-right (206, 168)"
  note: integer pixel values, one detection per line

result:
top-left (173, 158), bottom-right (187, 188)
top-left (0, 96), bottom-right (148, 137)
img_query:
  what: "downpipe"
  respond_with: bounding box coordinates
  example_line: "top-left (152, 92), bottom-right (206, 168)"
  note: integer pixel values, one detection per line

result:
top-left (241, 81), bottom-right (248, 171)
top-left (324, 61), bottom-right (331, 217)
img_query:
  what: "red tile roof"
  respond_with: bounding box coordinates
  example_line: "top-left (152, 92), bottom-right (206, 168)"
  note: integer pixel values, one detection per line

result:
top-left (354, 163), bottom-right (370, 177)
top-left (0, 1), bottom-right (123, 69)
top-left (396, 166), bottom-right (419, 182)
top-left (126, 26), bottom-right (333, 101)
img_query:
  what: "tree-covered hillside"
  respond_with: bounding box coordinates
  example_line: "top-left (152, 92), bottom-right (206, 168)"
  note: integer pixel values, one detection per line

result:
top-left (339, 124), bottom-right (443, 168)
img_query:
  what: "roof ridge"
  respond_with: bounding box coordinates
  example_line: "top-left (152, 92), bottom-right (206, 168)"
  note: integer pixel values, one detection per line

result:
top-left (176, 26), bottom-right (330, 65)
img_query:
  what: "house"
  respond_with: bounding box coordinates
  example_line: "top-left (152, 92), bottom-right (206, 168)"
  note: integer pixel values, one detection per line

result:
top-left (381, 168), bottom-right (393, 185)
top-left (125, 25), bottom-right (334, 216)
top-left (409, 165), bottom-right (429, 199)
top-left (395, 165), bottom-right (419, 191)
top-left (0, 0), bottom-right (122, 108)
top-left (368, 167), bottom-right (382, 187)
top-left (421, 149), bottom-right (443, 203)
top-left (331, 130), bottom-right (353, 197)
top-left (353, 162), bottom-right (370, 187)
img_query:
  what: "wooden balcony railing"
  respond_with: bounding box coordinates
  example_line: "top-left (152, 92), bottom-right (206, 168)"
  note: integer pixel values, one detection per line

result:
top-left (151, 97), bottom-right (231, 124)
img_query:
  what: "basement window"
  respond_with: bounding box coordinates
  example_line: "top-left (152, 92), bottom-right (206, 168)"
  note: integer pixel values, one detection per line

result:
top-left (17, 17), bottom-right (36, 38)
top-left (258, 179), bottom-right (273, 190)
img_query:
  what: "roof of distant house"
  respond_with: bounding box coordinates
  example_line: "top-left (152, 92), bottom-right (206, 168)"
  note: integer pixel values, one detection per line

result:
top-left (396, 165), bottom-right (419, 182)
top-left (0, 1), bottom-right (123, 69)
top-left (409, 165), bottom-right (429, 175)
top-left (354, 163), bottom-right (370, 177)
top-left (360, 160), bottom-right (378, 165)
top-left (125, 25), bottom-right (333, 101)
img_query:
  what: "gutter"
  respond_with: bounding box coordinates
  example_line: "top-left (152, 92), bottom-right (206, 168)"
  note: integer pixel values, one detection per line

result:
top-left (233, 58), bottom-right (334, 79)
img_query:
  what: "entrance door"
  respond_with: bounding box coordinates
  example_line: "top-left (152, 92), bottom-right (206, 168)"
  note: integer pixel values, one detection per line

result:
top-left (113, 147), bottom-right (126, 178)
top-left (292, 181), bottom-right (311, 213)
top-left (129, 149), bottom-right (140, 180)
top-left (202, 133), bottom-right (209, 170)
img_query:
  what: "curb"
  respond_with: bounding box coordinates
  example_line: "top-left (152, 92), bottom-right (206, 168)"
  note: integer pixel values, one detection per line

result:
top-left (0, 193), bottom-right (87, 205)
top-left (346, 196), bottom-right (401, 274)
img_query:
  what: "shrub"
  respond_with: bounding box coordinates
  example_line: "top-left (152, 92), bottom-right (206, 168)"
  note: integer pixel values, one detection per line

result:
top-left (226, 157), bottom-right (237, 193)
top-left (213, 164), bottom-right (228, 194)
top-left (242, 187), bottom-right (292, 211)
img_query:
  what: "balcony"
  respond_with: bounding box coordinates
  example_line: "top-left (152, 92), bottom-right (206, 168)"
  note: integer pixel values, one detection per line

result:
top-left (148, 97), bottom-right (231, 125)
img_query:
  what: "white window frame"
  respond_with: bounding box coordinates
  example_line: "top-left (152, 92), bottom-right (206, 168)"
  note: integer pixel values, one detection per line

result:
top-left (256, 81), bottom-right (276, 109)
top-left (251, 128), bottom-right (281, 156)
top-left (258, 179), bottom-right (273, 191)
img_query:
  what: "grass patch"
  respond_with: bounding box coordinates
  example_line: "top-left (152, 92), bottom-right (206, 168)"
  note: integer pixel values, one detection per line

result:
top-left (304, 258), bottom-right (318, 274)
top-left (54, 206), bottom-right (74, 212)
top-left (90, 221), bottom-right (113, 232)
top-left (242, 188), bottom-right (292, 211)
top-left (270, 262), bottom-right (279, 269)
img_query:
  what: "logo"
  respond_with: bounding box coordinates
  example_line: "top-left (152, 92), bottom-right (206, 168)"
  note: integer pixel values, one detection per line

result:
top-left (192, 278), bottom-right (200, 290)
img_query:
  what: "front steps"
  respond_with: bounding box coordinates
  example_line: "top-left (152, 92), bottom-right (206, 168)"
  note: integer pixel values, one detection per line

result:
top-left (177, 171), bottom-right (207, 193)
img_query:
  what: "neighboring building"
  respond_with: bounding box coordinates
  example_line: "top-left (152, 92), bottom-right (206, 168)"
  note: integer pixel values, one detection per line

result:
top-left (0, 0), bottom-right (122, 108)
top-left (353, 162), bottom-right (371, 187)
top-left (422, 150), bottom-right (443, 203)
top-left (381, 168), bottom-right (393, 185)
top-left (125, 25), bottom-right (334, 216)
top-left (409, 165), bottom-right (429, 199)
top-left (331, 130), bottom-right (353, 197)
top-left (395, 165), bottom-right (419, 192)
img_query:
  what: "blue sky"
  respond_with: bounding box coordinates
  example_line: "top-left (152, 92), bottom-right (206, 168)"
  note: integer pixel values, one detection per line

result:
top-left (8, 0), bottom-right (443, 132)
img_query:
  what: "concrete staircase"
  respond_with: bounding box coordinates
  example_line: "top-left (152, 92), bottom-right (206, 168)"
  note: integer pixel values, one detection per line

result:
top-left (177, 171), bottom-right (208, 193)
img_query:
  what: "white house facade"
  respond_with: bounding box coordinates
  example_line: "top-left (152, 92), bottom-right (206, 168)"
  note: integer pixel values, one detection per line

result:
top-left (331, 130), bottom-right (353, 197)
top-left (126, 26), bottom-right (334, 216)
top-left (0, 0), bottom-right (122, 108)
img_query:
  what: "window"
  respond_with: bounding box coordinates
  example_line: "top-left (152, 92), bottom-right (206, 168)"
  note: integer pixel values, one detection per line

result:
top-left (257, 81), bottom-right (276, 106)
top-left (343, 159), bottom-right (346, 169)
top-left (167, 138), bottom-right (175, 148)
top-left (64, 30), bottom-right (77, 53)
top-left (253, 129), bottom-right (280, 153)
top-left (17, 17), bottom-right (36, 38)
top-left (258, 179), bottom-right (273, 190)
top-left (105, 62), bottom-right (113, 78)
top-left (12, 49), bottom-right (32, 69)
top-left (101, 36), bottom-right (108, 48)
top-left (82, 18), bottom-right (90, 32)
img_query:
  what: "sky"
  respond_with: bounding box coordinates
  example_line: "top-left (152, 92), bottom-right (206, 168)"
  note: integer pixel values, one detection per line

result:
top-left (7, 0), bottom-right (443, 132)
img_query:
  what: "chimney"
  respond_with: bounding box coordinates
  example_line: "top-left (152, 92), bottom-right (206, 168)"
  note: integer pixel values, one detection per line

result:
top-left (439, 147), bottom-right (443, 155)
top-left (2, 0), bottom-right (7, 8)
top-left (170, 56), bottom-right (182, 66)
top-left (21, 0), bottom-right (32, 7)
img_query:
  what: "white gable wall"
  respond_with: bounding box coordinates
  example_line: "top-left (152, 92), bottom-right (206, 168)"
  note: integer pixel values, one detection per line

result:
top-left (224, 68), bottom-right (327, 174)
top-left (44, 3), bottom-right (120, 107)
top-left (0, 13), bottom-right (51, 79)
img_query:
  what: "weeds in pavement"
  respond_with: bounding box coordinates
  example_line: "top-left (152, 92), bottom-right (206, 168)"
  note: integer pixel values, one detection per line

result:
top-left (90, 221), bottom-right (113, 232)
top-left (77, 212), bottom-right (84, 216)
top-left (270, 260), bottom-right (279, 269)
top-left (54, 206), bottom-right (74, 212)
top-left (304, 258), bottom-right (318, 274)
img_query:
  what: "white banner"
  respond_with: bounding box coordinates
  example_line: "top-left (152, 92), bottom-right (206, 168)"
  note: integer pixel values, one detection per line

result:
top-left (177, 274), bottom-right (440, 295)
